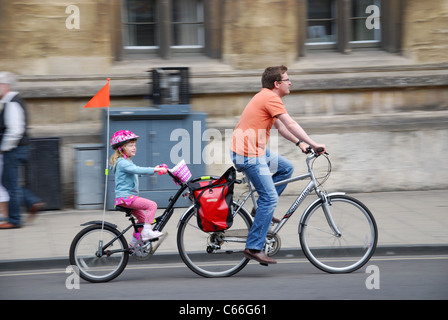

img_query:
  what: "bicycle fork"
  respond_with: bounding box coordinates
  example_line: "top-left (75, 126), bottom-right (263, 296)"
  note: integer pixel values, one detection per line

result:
top-left (320, 193), bottom-right (342, 237)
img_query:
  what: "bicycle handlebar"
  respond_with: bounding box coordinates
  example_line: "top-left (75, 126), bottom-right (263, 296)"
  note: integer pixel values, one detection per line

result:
top-left (305, 146), bottom-right (328, 156)
top-left (167, 169), bottom-right (244, 186)
top-left (164, 147), bottom-right (328, 187)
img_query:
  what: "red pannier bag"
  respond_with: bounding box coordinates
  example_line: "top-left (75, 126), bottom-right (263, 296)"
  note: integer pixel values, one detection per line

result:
top-left (187, 167), bottom-right (236, 232)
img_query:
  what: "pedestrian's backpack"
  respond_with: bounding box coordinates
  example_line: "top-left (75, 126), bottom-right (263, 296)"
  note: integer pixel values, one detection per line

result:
top-left (187, 167), bottom-right (236, 232)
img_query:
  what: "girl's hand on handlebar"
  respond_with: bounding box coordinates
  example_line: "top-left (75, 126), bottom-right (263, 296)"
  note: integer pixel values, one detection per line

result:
top-left (155, 164), bottom-right (169, 175)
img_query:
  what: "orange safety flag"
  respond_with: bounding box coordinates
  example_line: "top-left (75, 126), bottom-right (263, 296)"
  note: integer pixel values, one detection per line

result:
top-left (83, 78), bottom-right (110, 108)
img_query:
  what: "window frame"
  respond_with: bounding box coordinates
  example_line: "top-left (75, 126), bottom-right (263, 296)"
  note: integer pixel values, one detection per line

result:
top-left (171, 0), bottom-right (205, 49)
top-left (121, 0), bottom-right (208, 59)
top-left (121, 0), bottom-right (159, 55)
top-left (349, 0), bottom-right (381, 47)
top-left (301, 0), bottom-right (401, 55)
top-left (305, 0), bottom-right (338, 50)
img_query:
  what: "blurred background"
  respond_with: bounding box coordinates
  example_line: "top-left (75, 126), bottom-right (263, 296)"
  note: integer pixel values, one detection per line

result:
top-left (0, 0), bottom-right (447, 209)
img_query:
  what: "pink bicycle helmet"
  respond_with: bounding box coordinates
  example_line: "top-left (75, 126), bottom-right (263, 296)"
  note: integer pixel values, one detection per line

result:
top-left (110, 130), bottom-right (139, 149)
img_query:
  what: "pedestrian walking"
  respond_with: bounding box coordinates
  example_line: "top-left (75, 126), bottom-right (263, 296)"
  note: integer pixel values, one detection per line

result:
top-left (0, 152), bottom-right (8, 221)
top-left (0, 71), bottom-right (44, 229)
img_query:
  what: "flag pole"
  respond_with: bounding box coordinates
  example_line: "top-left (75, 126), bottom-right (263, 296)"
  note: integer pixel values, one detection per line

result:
top-left (82, 78), bottom-right (111, 251)
top-left (100, 78), bottom-right (111, 247)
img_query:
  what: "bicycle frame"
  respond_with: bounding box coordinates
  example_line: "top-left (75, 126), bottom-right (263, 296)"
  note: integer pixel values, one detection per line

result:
top-left (235, 152), bottom-right (342, 241)
top-left (82, 177), bottom-right (190, 257)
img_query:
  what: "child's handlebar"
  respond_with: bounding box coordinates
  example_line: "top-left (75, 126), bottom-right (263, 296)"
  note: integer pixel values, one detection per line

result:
top-left (157, 164), bottom-right (169, 175)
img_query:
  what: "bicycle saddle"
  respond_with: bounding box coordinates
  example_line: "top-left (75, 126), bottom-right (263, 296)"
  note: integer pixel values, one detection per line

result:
top-left (115, 205), bottom-right (133, 216)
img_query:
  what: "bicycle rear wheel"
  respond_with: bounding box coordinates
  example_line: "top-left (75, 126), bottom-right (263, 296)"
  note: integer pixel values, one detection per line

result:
top-left (177, 201), bottom-right (252, 277)
top-left (299, 195), bottom-right (377, 273)
top-left (69, 224), bottom-right (129, 283)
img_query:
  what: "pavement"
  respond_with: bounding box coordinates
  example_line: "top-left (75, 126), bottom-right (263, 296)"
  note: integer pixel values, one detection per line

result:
top-left (1, 189), bottom-right (447, 271)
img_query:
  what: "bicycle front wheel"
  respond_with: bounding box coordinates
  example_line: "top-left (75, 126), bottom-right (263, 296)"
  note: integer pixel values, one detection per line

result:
top-left (299, 195), bottom-right (377, 273)
top-left (69, 224), bottom-right (129, 283)
top-left (177, 201), bottom-right (252, 278)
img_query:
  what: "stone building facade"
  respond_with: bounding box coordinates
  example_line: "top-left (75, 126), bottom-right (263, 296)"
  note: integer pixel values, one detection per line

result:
top-left (1, 0), bottom-right (447, 206)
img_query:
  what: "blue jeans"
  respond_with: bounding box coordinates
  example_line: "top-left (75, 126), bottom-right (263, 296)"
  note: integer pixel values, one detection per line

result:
top-left (232, 149), bottom-right (293, 250)
top-left (2, 145), bottom-right (41, 226)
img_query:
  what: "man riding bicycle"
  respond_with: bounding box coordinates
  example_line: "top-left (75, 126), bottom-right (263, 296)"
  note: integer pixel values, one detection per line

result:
top-left (230, 65), bottom-right (326, 265)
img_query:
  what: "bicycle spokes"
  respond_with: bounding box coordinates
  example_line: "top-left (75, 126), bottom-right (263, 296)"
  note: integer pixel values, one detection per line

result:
top-left (177, 202), bottom-right (252, 277)
top-left (299, 195), bottom-right (377, 273)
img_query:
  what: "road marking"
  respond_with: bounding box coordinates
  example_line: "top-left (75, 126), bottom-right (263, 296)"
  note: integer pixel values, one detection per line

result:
top-left (0, 255), bottom-right (446, 278)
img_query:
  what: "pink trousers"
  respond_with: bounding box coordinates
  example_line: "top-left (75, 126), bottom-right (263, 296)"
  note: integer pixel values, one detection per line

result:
top-left (118, 197), bottom-right (157, 237)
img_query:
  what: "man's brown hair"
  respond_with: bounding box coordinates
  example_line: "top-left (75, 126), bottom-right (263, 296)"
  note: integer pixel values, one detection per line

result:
top-left (261, 65), bottom-right (288, 89)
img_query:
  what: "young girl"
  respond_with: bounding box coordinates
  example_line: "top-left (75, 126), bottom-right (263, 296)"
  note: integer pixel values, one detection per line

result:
top-left (110, 130), bottom-right (168, 246)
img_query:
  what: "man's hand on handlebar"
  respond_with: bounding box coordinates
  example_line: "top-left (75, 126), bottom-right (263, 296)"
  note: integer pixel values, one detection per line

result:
top-left (312, 143), bottom-right (327, 155)
top-left (297, 140), bottom-right (310, 154)
top-left (297, 141), bottom-right (327, 155)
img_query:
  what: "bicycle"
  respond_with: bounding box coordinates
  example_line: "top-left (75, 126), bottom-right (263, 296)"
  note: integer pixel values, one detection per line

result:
top-left (69, 168), bottom-right (252, 282)
top-left (178, 148), bottom-right (378, 277)
top-left (70, 149), bottom-right (377, 282)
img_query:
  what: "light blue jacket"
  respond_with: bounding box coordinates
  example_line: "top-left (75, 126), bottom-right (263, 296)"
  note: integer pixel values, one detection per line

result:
top-left (114, 157), bottom-right (155, 198)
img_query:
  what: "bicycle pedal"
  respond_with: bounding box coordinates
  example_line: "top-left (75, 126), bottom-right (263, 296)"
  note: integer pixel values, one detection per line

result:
top-left (150, 232), bottom-right (168, 254)
top-left (259, 262), bottom-right (268, 267)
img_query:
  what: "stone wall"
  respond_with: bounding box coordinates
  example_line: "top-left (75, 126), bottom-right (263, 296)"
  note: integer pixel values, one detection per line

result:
top-left (2, 0), bottom-right (448, 74)
top-left (0, 0), bottom-right (114, 75)
top-left (206, 112), bottom-right (448, 197)
top-left (1, 0), bottom-right (448, 207)
top-left (221, 0), bottom-right (299, 69)
top-left (402, 0), bottom-right (448, 63)
top-left (20, 65), bottom-right (448, 206)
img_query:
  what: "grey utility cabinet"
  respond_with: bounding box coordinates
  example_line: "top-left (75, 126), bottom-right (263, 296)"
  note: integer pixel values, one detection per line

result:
top-left (103, 107), bottom-right (207, 210)
top-left (74, 143), bottom-right (104, 209)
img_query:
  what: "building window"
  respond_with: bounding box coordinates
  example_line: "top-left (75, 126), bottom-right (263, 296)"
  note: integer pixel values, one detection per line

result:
top-left (350, 0), bottom-right (381, 45)
top-left (306, 0), bottom-right (336, 46)
top-left (122, 0), bottom-right (205, 57)
top-left (305, 0), bottom-right (385, 52)
top-left (123, 0), bottom-right (158, 49)
top-left (172, 0), bottom-right (204, 49)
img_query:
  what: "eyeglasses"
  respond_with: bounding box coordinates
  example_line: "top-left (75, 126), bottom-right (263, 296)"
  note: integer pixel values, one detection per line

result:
top-left (276, 78), bottom-right (290, 83)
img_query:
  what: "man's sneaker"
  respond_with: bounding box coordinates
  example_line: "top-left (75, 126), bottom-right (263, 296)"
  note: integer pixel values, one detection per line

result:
top-left (251, 208), bottom-right (281, 224)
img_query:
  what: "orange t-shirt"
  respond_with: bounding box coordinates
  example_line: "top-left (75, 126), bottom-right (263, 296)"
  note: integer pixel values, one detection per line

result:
top-left (231, 88), bottom-right (287, 157)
